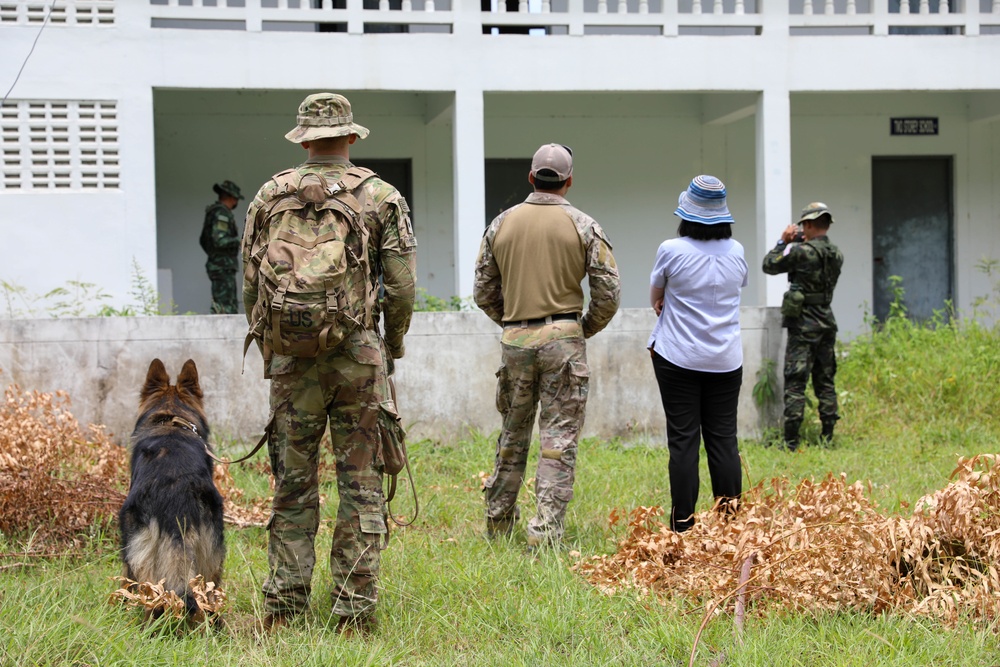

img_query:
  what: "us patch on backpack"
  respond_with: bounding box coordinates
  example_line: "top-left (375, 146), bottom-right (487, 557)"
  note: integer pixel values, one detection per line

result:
top-left (246, 167), bottom-right (377, 359)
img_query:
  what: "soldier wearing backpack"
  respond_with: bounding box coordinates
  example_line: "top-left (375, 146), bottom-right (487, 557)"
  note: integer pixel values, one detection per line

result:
top-left (242, 93), bottom-right (417, 636)
top-left (201, 179), bottom-right (243, 314)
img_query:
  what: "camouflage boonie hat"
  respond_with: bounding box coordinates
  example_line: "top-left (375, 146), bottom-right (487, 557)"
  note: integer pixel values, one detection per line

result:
top-left (799, 202), bottom-right (834, 224)
top-left (213, 180), bottom-right (243, 199)
top-left (284, 93), bottom-right (370, 144)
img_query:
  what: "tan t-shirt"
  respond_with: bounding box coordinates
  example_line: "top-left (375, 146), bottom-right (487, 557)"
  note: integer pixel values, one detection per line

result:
top-left (491, 202), bottom-right (586, 322)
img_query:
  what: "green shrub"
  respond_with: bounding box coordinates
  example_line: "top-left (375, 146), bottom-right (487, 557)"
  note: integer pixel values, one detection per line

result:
top-left (412, 287), bottom-right (475, 312)
top-left (2, 259), bottom-right (173, 318)
top-left (838, 273), bottom-right (1000, 452)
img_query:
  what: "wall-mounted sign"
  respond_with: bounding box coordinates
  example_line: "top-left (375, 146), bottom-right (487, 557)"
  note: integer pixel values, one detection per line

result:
top-left (891, 117), bottom-right (939, 136)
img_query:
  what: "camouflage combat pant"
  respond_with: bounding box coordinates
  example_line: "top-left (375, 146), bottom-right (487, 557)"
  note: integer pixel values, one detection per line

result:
top-left (263, 348), bottom-right (386, 619)
top-left (207, 268), bottom-right (238, 314)
top-left (484, 336), bottom-right (589, 544)
top-left (783, 328), bottom-right (839, 424)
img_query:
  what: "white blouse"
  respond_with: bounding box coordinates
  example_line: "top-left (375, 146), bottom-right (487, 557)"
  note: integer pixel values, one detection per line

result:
top-left (647, 236), bottom-right (749, 373)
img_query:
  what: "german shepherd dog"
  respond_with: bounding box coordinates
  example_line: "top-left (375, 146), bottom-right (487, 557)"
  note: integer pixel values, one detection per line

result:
top-left (119, 358), bottom-right (225, 622)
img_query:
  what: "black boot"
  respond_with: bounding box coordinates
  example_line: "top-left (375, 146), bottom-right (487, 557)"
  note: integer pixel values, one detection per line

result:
top-left (783, 420), bottom-right (801, 452)
top-left (820, 419), bottom-right (836, 445)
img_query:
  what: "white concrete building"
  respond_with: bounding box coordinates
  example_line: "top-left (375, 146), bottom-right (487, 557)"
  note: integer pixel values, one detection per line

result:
top-left (2, 0), bottom-right (999, 334)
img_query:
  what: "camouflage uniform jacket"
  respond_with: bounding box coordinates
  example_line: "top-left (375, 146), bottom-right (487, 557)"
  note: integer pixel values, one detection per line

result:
top-left (474, 192), bottom-right (620, 339)
top-left (203, 202), bottom-right (240, 272)
top-left (242, 155), bottom-right (417, 371)
top-left (762, 235), bottom-right (844, 333)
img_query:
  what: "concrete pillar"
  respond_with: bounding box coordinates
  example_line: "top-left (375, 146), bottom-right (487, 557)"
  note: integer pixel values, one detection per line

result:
top-left (246, 0), bottom-right (263, 32)
top-left (452, 87), bottom-right (486, 299)
top-left (345, 0), bottom-right (364, 35)
top-left (122, 86), bottom-right (159, 298)
top-left (756, 88), bottom-right (792, 307)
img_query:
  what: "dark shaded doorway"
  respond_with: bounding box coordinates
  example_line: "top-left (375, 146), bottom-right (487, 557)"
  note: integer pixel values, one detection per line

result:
top-left (484, 158), bottom-right (532, 226)
top-left (871, 156), bottom-right (953, 321)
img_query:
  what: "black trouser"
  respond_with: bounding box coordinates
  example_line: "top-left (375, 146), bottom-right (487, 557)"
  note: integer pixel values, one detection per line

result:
top-left (651, 353), bottom-right (743, 532)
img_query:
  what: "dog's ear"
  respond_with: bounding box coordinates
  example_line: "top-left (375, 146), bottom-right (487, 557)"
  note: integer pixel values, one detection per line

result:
top-left (142, 358), bottom-right (170, 401)
top-left (177, 359), bottom-right (203, 401)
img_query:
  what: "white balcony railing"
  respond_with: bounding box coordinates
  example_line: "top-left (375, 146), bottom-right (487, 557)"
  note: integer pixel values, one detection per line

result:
top-left (0, 0), bottom-right (114, 25)
top-left (1, 0), bottom-right (997, 35)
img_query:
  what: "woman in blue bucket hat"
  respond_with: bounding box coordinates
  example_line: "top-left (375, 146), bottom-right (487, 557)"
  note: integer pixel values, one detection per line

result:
top-left (647, 175), bottom-right (748, 532)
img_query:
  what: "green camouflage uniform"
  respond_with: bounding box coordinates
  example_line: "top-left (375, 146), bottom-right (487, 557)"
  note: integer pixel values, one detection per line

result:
top-left (762, 236), bottom-right (844, 439)
top-left (474, 192), bottom-right (620, 545)
top-left (203, 201), bottom-right (241, 314)
top-left (242, 155), bottom-right (416, 618)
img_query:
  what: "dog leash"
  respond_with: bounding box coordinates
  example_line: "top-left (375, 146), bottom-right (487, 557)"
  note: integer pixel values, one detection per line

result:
top-left (170, 416), bottom-right (271, 466)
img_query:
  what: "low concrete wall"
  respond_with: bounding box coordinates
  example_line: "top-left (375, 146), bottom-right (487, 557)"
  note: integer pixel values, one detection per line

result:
top-left (0, 308), bottom-right (784, 445)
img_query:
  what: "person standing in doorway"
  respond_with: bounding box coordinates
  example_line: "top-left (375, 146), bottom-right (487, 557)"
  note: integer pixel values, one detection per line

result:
top-left (474, 143), bottom-right (620, 553)
top-left (201, 179), bottom-right (243, 314)
top-left (242, 93), bottom-right (417, 636)
top-left (648, 175), bottom-right (748, 533)
top-left (762, 202), bottom-right (843, 451)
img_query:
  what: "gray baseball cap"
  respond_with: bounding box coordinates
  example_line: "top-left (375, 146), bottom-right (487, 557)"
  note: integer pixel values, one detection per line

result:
top-left (530, 144), bottom-right (573, 183)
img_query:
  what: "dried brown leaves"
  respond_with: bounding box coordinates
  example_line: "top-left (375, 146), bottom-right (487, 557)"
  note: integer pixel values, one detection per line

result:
top-left (0, 376), bottom-right (126, 549)
top-left (214, 464), bottom-right (270, 527)
top-left (0, 375), bottom-right (270, 549)
top-left (576, 454), bottom-right (1000, 628)
top-left (109, 575), bottom-right (227, 618)
top-left (886, 455), bottom-right (1000, 624)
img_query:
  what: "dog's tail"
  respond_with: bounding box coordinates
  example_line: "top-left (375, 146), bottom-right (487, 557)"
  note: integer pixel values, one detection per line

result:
top-left (123, 518), bottom-right (218, 621)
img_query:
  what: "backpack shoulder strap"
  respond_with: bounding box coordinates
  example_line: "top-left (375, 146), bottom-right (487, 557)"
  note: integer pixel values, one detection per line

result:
top-left (340, 166), bottom-right (377, 191)
top-left (326, 167), bottom-right (374, 215)
top-left (242, 168), bottom-right (308, 374)
top-left (333, 167), bottom-right (380, 333)
top-left (268, 168), bottom-right (300, 197)
top-left (251, 169), bottom-right (304, 233)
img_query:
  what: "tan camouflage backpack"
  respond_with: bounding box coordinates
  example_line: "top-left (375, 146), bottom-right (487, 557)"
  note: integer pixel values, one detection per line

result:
top-left (244, 166), bottom-right (377, 362)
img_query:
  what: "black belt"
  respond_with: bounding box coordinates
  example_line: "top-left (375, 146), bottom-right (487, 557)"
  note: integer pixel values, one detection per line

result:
top-left (503, 313), bottom-right (580, 328)
top-left (802, 293), bottom-right (831, 306)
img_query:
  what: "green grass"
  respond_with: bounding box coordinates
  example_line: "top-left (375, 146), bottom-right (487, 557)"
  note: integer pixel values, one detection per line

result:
top-left (4, 313), bottom-right (1000, 665)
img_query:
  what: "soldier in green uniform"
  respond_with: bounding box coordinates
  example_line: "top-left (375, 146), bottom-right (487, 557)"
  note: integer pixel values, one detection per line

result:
top-left (201, 180), bottom-right (243, 314)
top-left (762, 202), bottom-right (844, 451)
top-left (242, 93), bottom-right (417, 636)
top-left (474, 144), bottom-right (620, 552)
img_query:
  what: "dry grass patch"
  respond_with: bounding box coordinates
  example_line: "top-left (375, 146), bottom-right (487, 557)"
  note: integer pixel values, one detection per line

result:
top-left (577, 454), bottom-right (1000, 629)
top-left (0, 374), bottom-right (268, 551)
top-left (0, 376), bottom-right (126, 550)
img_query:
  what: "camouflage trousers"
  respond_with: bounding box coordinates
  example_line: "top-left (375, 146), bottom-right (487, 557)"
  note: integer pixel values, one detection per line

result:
top-left (484, 336), bottom-right (589, 544)
top-left (207, 267), bottom-right (238, 314)
top-left (783, 328), bottom-right (839, 424)
top-left (263, 349), bottom-right (386, 618)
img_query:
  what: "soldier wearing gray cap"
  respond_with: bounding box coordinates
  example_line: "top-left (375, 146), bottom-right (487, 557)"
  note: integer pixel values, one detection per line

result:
top-left (243, 92), bottom-right (416, 636)
top-left (762, 202), bottom-right (844, 451)
top-left (474, 143), bottom-right (621, 553)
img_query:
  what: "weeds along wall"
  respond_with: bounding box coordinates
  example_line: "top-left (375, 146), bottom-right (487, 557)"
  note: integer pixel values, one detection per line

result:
top-left (0, 308), bottom-right (782, 445)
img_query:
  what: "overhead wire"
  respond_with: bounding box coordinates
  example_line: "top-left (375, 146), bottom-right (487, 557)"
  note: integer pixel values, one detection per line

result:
top-left (2, 0), bottom-right (59, 102)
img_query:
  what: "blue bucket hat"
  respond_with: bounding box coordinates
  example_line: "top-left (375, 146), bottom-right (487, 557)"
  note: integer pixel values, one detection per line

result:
top-left (674, 175), bottom-right (734, 225)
